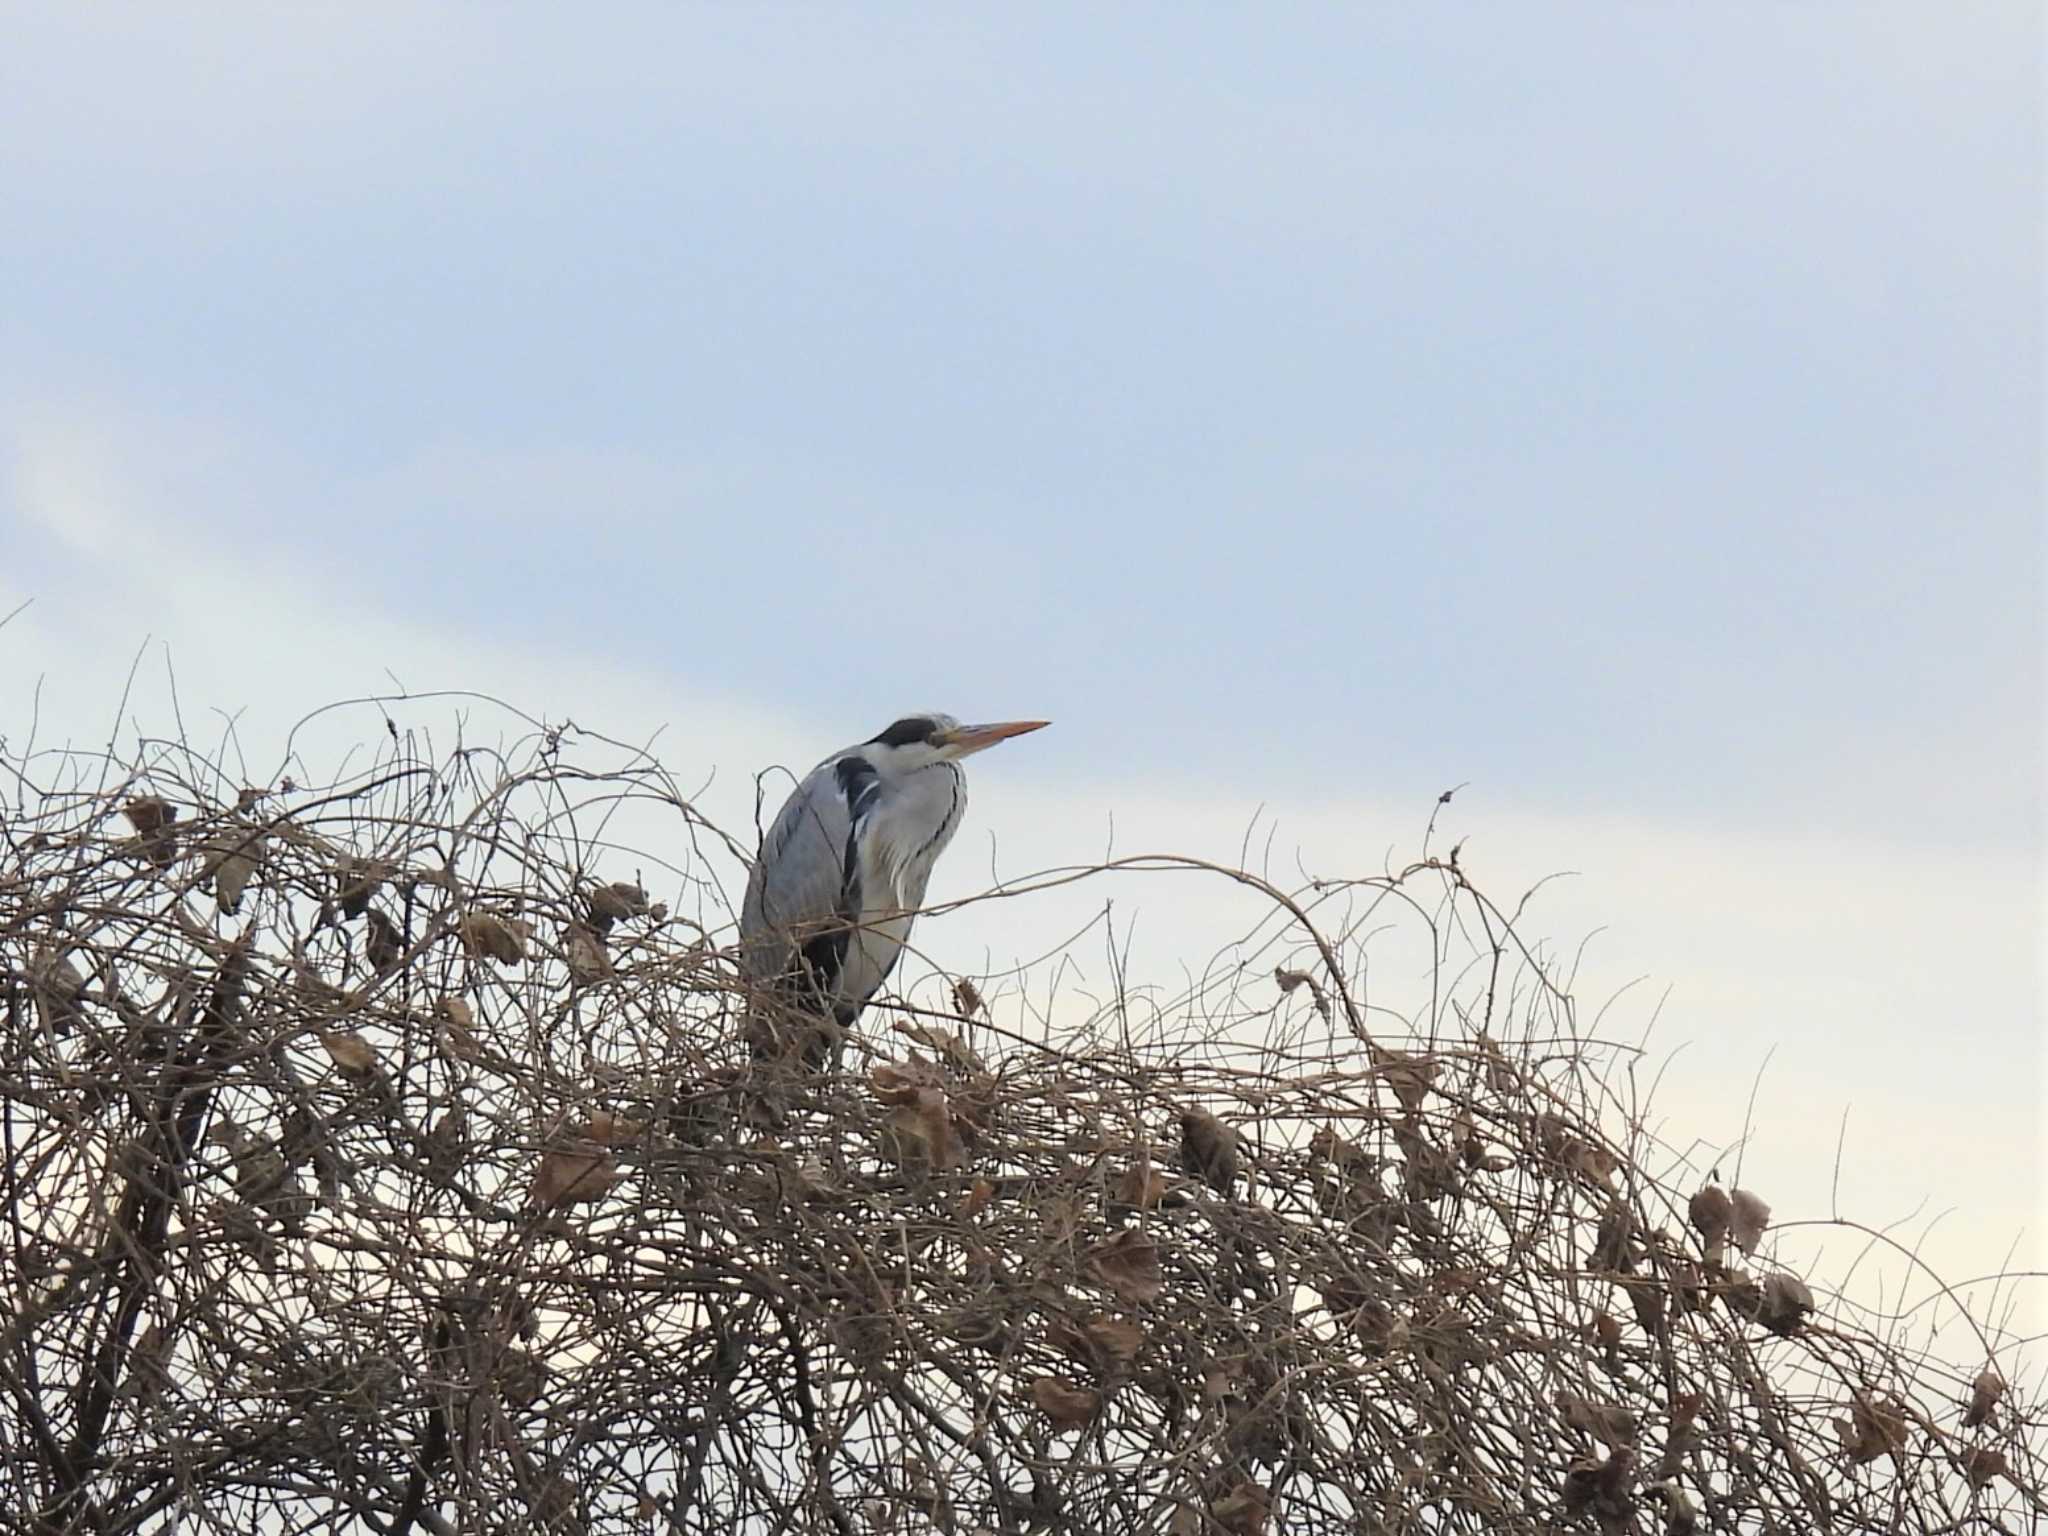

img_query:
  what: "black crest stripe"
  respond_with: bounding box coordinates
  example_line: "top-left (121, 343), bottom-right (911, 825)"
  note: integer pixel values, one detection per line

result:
top-left (869, 716), bottom-right (939, 749)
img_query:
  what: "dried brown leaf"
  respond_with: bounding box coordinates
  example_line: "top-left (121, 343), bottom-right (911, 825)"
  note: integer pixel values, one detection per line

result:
top-left (30, 948), bottom-right (87, 1036)
top-left (1728, 1187), bottom-right (1771, 1254)
top-left (1589, 1200), bottom-right (1639, 1273)
top-left (496, 1345), bottom-right (547, 1407)
top-left (123, 795), bottom-right (175, 837)
top-left (1202, 1358), bottom-right (1243, 1402)
top-left (1559, 1392), bottom-right (1639, 1447)
top-left (1044, 1314), bottom-right (1089, 1363)
top-left (1669, 1392), bottom-right (1701, 1439)
top-left (870, 1058), bottom-right (944, 1106)
top-left (335, 855), bottom-right (384, 919)
top-left (203, 830), bottom-right (264, 914)
top-left (1180, 1107), bottom-right (1240, 1195)
top-left (1562, 1448), bottom-right (1635, 1522)
top-left (1718, 1268), bottom-right (1759, 1320)
top-left (531, 1142), bottom-right (621, 1208)
top-left (1964, 1367), bottom-right (2006, 1428)
top-left (563, 922), bottom-right (612, 983)
top-left (896, 1023), bottom-right (986, 1074)
top-left (1029, 1374), bottom-right (1100, 1431)
top-left (1396, 1122), bottom-right (1461, 1203)
top-left (461, 913), bottom-right (528, 967)
top-left (1210, 1481), bottom-right (1270, 1536)
top-left (1650, 1478), bottom-right (1699, 1536)
top-left (791, 1157), bottom-right (836, 1204)
top-left (427, 1104), bottom-right (467, 1177)
top-left (1670, 1259), bottom-right (1711, 1314)
top-left (1533, 1112), bottom-right (1572, 1159)
top-left (586, 880), bottom-right (650, 929)
top-left (1454, 1111), bottom-right (1510, 1171)
top-left (1274, 964), bottom-right (1330, 1023)
top-left (581, 1110), bottom-right (650, 1146)
top-left (1561, 1137), bottom-right (1619, 1187)
top-left (318, 1030), bottom-right (380, 1081)
top-left (1590, 1309), bottom-right (1624, 1361)
top-left (363, 909), bottom-right (403, 975)
top-left (1321, 1276), bottom-right (1391, 1346)
top-left (884, 1088), bottom-right (961, 1172)
top-left (121, 1321), bottom-right (171, 1401)
top-left (435, 995), bottom-right (483, 1061)
top-left (1751, 1271), bottom-right (1813, 1337)
top-left (1961, 1446), bottom-right (2007, 1490)
top-left (124, 796), bottom-right (181, 868)
top-left (1308, 1126), bottom-right (1347, 1163)
top-left (957, 1177), bottom-right (996, 1221)
top-left (1658, 1394), bottom-right (1702, 1482)
top-left (1082, 1314), bottom-right (1145, 1371)
top-left (1835, 1394), bottom-right (1908, 1465)
top-left (532, 1472), bottom-right (579, 1527)
top-left (1088, 1229), bottom-right (1163, 1304)
top-left (1621, 1276), bottom-right (1666, 1338)
top-left (949, 1308), bottom-right (1007, 1351)
top-left (1687, 1184), bottom-right (1732, 1244)
top-left (1116, 1155), bottom-right (1169, 1212)
top-left (1039, 1192), bottom-right (1084, 1244)
top-left (1374, 1046), bottom-right (1437, 1113)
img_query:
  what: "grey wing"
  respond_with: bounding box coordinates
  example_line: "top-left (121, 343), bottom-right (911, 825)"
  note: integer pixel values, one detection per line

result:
top-left (740, 760), bottom-right (857, 982)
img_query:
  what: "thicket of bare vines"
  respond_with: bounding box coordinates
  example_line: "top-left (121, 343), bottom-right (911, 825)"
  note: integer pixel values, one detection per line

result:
top-left (0, 695), bottom-right (2037, 1535)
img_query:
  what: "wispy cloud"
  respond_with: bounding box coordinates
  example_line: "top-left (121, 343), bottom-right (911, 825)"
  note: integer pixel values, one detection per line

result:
top-left (5, 411), bottom-right (2037, 1337)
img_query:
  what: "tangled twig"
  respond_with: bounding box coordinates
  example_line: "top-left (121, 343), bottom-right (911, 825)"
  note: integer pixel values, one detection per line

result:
top-left (0, 699), bottom-right (2036, 1535)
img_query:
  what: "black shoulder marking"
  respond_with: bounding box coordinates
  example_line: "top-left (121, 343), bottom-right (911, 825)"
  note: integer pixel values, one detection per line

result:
top-left (834, 753), bottom-right (880, 809)
top-left (831, 755), bottom-right (880, 915)
top-left (869, 716), bottom-right (939, 749)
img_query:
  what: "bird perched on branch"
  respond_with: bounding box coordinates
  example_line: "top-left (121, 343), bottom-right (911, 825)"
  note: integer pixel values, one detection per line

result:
top-left (741, 713), bottom-right (1048, 1065)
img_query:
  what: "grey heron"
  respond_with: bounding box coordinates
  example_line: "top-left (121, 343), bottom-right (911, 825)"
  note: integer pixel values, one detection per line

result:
top-left (740, 713), bottom-right (1048, 1064)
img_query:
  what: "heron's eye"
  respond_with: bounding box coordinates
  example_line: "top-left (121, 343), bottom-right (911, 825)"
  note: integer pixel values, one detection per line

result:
top-left (871, 717), bottom-right (940, 749)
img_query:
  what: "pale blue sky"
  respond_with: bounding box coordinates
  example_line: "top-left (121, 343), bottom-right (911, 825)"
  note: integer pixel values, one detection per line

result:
top-left (2, 6), bottom-right (2042, 1325)
top-left (7, 4), bottom-right (2039, 834)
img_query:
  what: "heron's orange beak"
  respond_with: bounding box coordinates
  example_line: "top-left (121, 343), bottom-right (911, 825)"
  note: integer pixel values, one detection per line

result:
top-left (940, 719), bottom-right (1050, 757)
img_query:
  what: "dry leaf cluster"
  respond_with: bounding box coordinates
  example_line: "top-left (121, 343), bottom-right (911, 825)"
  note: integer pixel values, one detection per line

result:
top-left (0, 700), bottom-right (2038, 1536)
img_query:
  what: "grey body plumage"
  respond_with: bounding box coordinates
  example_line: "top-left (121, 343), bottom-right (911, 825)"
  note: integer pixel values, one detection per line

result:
top-left (740, 712), bottom-right (1047, 1061)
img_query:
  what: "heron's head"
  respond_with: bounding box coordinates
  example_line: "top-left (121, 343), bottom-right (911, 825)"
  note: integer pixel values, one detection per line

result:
top-left (866, 713), bottom-right (1050, 770)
